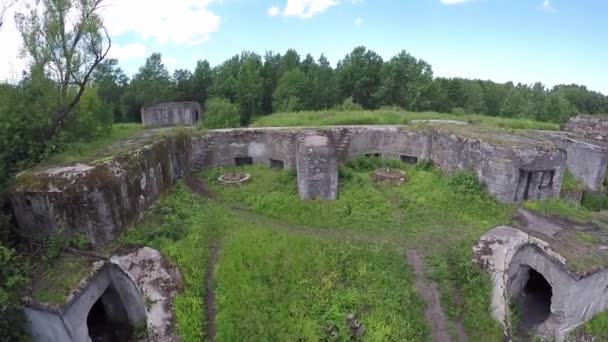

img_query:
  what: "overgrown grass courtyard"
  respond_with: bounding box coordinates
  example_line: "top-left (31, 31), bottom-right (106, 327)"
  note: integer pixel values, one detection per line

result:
top-left (25, 155), bottom-right (608, 341)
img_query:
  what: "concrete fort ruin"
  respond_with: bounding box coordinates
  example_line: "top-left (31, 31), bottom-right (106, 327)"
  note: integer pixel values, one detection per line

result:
top-left (140, 101), bottom-right (202, 127)
top-left (475, 209), bottom-right (608, 339)
top-left (9, 117), bottom-right (608, 340)
top-left (11, 123), bottom-right (579, 246)
top-left (23, 247), bottom-right (182, 342)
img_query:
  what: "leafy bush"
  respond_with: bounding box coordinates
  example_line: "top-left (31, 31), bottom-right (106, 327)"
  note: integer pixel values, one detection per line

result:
top-left (449, 171), bottom-right (484, 196)
top-left (0, 244), bottom-right (28, 341)
top-left (333, 97), bottom-right (363, 112)
top-left (581, 191), bottom-right (608, 212)
top-left (202, 97), bottom-right (240, 129)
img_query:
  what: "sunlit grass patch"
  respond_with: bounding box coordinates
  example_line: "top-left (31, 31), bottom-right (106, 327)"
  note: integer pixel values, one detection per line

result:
top-left (215, 226), bottom-right (429, 341)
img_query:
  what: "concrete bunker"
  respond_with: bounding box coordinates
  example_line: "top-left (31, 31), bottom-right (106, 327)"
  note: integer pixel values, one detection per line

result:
top-left (23, 263), bottom-right (147, 342)
top-left (475, 219), bottom-right (608, 339)
top-left (141, 101), bottom-right (202, 127)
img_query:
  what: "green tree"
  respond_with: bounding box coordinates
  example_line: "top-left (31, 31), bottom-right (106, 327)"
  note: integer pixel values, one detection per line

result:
top-left (16, 0), bottom-right (111, 141)
top-left (499, 86), bottom-right (534, 118)
top-left (236, 52), bottom-right (264, 125)
top-left (278, 49), bottom-right (301, 76)
top-left (121, 53), bottom-right (175, 121)
top-left (463, 81), bottom-right (486, 114)
top-left (192, 60), bottom-right (213, 106)
top-left (309, 54), bottom-right (338, 110)
top-left (92, 59), bottom-right (128, 121)
top-left (261, 51), bottom-right (281, 114)
top-left (376, 50), bottom-right (433, 110)
top-left (203, 97), bottom-right (240, 129)
top-left (336, 46), bottom-right (384, 109)
top-left (273, 68), bottom-right (307, 112)
top-left (173, 69), bottom-right (195, 101)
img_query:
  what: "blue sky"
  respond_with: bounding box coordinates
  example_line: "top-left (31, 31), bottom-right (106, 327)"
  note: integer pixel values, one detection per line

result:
top-left (1, 0), bottom-right (607, 94)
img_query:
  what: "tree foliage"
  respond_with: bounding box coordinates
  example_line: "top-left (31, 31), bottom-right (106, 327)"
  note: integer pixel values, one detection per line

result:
top-left (16, 0), bottom-right (111, 141)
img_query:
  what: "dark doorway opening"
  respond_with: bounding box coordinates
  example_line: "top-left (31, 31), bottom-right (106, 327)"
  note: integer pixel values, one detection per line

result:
top-left (235, 156), bottom-right (253, 166)
top-left (269, 159), bottom-right (284, 169)
top-left (365, 153), bottom-right (382, 158)
top-left (87, 285), bottom-right (133, 342)
top-left (400, 155), bottom-right (418, 164)
top-left (519, 268), bottom-right (552, 328)
top-left (194, 110), bottom-right (200, 123)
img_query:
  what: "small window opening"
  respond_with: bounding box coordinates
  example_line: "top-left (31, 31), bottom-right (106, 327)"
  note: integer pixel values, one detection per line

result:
top-left (235, 156), bottom-right (253, 166)
top-left (400, 155), bottom-right (418, 164)
top-left (87, 285), bottom-right (133, 342)
top-left (365, 153), bottom-right (382, 158)
top-left (269, 159), bottom-right (284, 169)
top-left (519, 268), bottom-right (553, 328)
top-left (539, 171), bottom-right (554, 189)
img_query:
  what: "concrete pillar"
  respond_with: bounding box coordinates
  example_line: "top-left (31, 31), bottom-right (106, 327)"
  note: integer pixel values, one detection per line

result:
top-left (296, 131), bottom-right (338, 200)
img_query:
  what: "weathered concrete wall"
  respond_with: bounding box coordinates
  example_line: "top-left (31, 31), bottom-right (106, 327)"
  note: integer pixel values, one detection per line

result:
top-left (193, 128), bottom-right (299, 170)
top-left (141, 102), bottom-right (202, 127)
top-left (565, 115), bottom-right (608, 144)
top-left (335, 126), bottom-right (432, 161)
top-left (430, 127), bottom-right (566, 203)
top-left (23, 263), bottom-right (147, 342)
top-left (11, 125), bottom-right (570, 244)
top-left (296, 131), bottom-right (338, 200)
top-left (532, 131), bottom-right (608, 191)
top-left (10, 133), bottom-right (190, 246)
top-left (475, 226), bottom-right (608, 339)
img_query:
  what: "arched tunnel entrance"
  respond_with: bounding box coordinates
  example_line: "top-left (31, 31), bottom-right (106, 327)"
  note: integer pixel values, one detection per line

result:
top-left (518, 268), bottom-right (553, 328)
top-left (87, 285), bottom-right (134, 342)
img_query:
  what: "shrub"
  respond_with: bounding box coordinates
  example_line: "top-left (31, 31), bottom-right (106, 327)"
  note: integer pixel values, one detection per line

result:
top-left (0, 244), bottom-right (28, 341)
top-left (449, 171), bottom-right (484, 196)
top-left (333, 97), bottom-right (363, 112)
top-left (202, 97), bottom-right (240, 129)
top-left (581, 191), bottom-right (608, 212)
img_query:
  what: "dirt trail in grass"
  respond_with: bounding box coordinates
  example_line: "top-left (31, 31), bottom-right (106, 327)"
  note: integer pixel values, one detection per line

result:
top-left (407, 249), bottom-right (467, 342)
top-left (204, 241), bottom-right (220, 341)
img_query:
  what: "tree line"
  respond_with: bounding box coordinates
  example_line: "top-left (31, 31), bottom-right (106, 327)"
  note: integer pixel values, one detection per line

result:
top-left (94, 47), bottom-right (608, 128)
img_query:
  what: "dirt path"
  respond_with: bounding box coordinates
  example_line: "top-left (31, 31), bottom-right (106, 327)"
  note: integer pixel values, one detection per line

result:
top-left (406, 249), bottom-right (458, 342)
top-left (204, 241), bottom-right (220, 341)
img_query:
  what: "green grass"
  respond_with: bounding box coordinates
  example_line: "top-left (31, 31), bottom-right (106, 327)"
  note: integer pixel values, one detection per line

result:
top-left (118, 184), bottom-right (219, 341)
top-left (561, 169), bottom-right (587, 193)
top-left (202, 157), bottom-right (514, 339)
top-left (427, 244), bottom-right (504, 341)
top-left (524, 199), bottom-right (593, 222)
top-left (582, 312), bottom-right (608, 340)
top-left (29, 254), bottom-right (92, 304)
top-left (216, 227), bottom-right (429, 341)
top-left (252, 109), bottom-right (560, 131)
top-left (40, 123), bottom-right (142, 166)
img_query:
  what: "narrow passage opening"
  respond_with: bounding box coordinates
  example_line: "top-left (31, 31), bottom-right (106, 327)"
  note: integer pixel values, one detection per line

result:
top-left (87, 285), bottom-right (133, 342)
top-left (519, 268), bottom-right (553, 327)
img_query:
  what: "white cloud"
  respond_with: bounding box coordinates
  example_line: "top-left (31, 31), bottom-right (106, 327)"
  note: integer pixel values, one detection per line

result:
top-left (271, 0), bottom-right (339, 19)
top-left (355, 17), bottom-right (363, 27)
top-left (108, 43), bottom-right (148, 61)
top-left (539, 0), bottom-right (556, 12)
top-left (0, 2), bottom-right (27, 81)
top-left (267, 6), bottom-right (281, 16)
top-left (440, 0), bottom-right (474, 4)
top-left (102, 0), bottom-right (221, 45)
